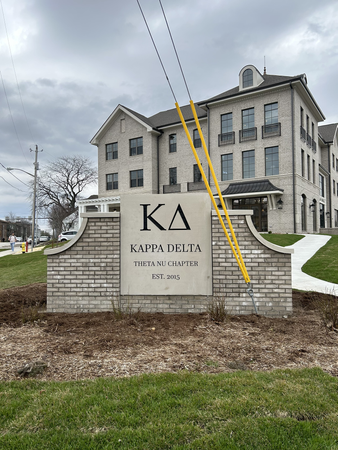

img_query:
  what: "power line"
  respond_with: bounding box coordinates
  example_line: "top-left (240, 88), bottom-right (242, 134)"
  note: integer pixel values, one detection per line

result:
top-left (0, 0), bottom-right (35, 148)
top-left (136, 0), bottom-right (177, 103)
top-left (0, 162), bottom-right (30, 187)
top-left (0, 72), bottom-right (29, 164)
top-left (158, 0), bottom-right (191, 101)
top-left (0, 175), bottom-right (26, 192)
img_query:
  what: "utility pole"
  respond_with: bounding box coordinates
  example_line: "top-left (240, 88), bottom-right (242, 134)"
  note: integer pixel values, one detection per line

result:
top-left (30, 145), bottom-right (43, 251)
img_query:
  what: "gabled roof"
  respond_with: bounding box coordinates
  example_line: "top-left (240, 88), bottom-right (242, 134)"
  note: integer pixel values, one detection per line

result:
top-left (90, 103), bottom-right (207, 145)
top-left (318, 123), bottom-right (338, 143)
top-left (200, 74), bottom-right (297, 104)
top-left (198, 73), bottom-right (325, 121)
top-left (220, 180), bottom-right (284, 196)
top-left (148, 104), bottom-right (207, 128)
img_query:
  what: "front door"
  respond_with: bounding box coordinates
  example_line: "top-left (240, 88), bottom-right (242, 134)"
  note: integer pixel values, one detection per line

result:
top-left (232, 197), bottom-right (268, 232)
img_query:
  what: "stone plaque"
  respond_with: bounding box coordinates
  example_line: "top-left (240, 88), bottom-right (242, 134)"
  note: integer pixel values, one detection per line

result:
top-left (121, 193), bottom-right (212, 295)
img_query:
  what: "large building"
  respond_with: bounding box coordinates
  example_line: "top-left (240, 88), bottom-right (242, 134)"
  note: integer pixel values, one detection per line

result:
top-left (78, 64), bottom-right (338, 234)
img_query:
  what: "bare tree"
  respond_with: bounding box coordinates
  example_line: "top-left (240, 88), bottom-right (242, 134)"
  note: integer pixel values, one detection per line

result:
top-left (37, 156), bottom-right (97, 235)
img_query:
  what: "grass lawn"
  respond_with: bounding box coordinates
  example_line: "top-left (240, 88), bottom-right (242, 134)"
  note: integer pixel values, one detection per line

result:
top-left (1, 368), bottom-right (338, 449)
top-left (260, 234), bottom-right (304, 247)
top-left (302, 235), bottom-right (338, 284)
top-left (0, 250), bottom-right (47, 290)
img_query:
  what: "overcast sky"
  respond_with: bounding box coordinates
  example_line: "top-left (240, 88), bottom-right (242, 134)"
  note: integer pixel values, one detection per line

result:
top-left (0, 0), bottom-right (338, 228)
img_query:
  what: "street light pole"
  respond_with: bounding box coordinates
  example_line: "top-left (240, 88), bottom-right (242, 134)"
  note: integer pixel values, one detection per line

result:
top-left (7, 144), bottom-right (42, 252)
top-left (31, 146), bottom-right (39, 251)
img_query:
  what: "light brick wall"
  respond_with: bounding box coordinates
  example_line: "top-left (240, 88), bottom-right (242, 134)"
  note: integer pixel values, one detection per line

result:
top-left (45, 211), bottom-right (292, 317)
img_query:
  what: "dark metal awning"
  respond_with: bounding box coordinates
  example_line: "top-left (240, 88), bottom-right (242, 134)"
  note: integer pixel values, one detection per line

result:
top-left (218, 179), bottom-right (284, 198)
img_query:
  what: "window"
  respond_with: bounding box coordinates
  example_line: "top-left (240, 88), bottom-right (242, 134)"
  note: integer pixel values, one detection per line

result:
top-left (243, 150), bottom-right (255, 179)
top-left (241, 108), bottom-right (255, 140)
top-left (301, 149), bottom-right (305, 177)
top-left (193, 164), bottom-right (202, 183)
top-left (264, 103), bottom-right (278, 126)
top-left (335, 210), bottom-right (338, 228)
top-left (319, 174), bottom-right (324, 197)
top-left (130, 169), bottom-right (143, 188)
top-left (106, 142), bottom-right (118, 160)
top-left (169, 134), bottom-right (176, 153)
top-left (243, 68), bottom-right (253, 88)
top-left (307, 154), bottom-right (311, 181)
top-left (130, 137), bottom-right (143, 156)
top-left (300, 107), bottom-right (304, 127)
top-left (320, 203), bottom-right (325, 228)
top-left (193, 129), bottom-right (201, 148)
top-left (221, 154), bottom-right (233, 181)
top-left (265, 146), bottom-right (279, 176)
top-left (263, 103), bottom-right (279, 135)
top-left (242, 108), bottom-right (255, 130)
top-left (106, 173), bottom-right (118, 190)
top-left (336, 158), bottom-right (338, 172)
top-left (333, 154), bottom-right (335, 169)
top-left (301, 195), bottom-right (307, 231)
top-left (169, 167), bottom-right (177, 185)
top-left (219, 113), bottom-right (234, 145)
top-left (333, 180), bottom-right (336, 195)
top-left (221, 113), bottom-right (233, 134)
top-left (313, 159), bottom-right (316, 184)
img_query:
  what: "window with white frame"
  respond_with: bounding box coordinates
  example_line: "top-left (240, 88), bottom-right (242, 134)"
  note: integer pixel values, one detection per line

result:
top-left (106, 173), bottom-right (118, 190)
top-left (243, 68), bottom-right (253, 88)
top-left (106, 142), bottom-right (118, 160)
top-left (130, 137), bottom-right (143, 156)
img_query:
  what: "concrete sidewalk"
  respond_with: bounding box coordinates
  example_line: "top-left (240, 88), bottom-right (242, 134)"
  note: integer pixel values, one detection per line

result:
top-left (286, 234), bottom-right (338, 294)
top-left (0, 246), bottom-right (44, 257)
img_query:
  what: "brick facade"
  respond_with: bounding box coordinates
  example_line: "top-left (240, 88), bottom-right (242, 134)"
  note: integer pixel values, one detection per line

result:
top-left (45, 211), bottom-right (293, 317)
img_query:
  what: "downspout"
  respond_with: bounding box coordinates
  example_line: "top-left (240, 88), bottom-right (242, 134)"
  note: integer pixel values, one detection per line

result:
top-left (157, 133), bottom-right (163, 194)
top-left (290, 84), bottom-right (296, 233)
top-left (328, 144), bottom-right (332, 228)
top-left (206, 104), bottom-right (210, 186)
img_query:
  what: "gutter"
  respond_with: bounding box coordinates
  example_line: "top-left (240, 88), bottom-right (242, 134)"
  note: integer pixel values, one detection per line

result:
top-left (157, 133), bottom-right (163, 194)
top-left (206, 104), bottom-right (210, 185)
top-left (290, 83), bottom-right (296, 233)
top-left (328, 144), bottom-right (332, 227)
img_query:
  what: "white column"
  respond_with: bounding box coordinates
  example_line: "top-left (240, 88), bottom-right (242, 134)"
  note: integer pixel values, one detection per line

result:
top-left (78, 205), bottom-right (85, 227)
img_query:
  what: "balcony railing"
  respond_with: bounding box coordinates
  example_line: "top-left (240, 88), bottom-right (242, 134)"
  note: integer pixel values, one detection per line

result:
top-left (262, 123), bottom-right (281, 138)
top-left (218, 131), bottom-right (235, 146)
top-left (239, 127), bottom-right (257, 143)
top-left (307, 133), bottom-right (312, 147)
top-left (300, 126), bottom-right (306, 141)
top-left (187, 182), bottom-right (206, 192)
top-left (163, 184), bottom-right (181, 194)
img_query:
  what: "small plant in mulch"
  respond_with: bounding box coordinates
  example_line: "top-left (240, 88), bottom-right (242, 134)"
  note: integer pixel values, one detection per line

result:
top-left (207, 297), bottom-right (228, 323)
top-left (311, 291), bottom-right (338, 332)
top-left (21, 303), bottom-right (43, 324)
top-left (17, 360), bottom-right (47, 378)
top-left (227, 360), bottom-right (249, 371)
top-left (111, 298), bottom-right (141, 322)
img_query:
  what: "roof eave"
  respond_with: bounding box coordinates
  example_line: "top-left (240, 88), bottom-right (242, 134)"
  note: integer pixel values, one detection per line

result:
top-left (90, 105), bottom-right (160, 146)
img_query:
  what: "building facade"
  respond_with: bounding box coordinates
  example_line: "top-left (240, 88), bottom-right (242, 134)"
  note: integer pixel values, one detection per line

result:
top-left (78, 64), bottom-right (338, 234)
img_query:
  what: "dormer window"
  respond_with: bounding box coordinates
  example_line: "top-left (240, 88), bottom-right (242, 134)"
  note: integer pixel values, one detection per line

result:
top-left (239, 65), bottom-right (264, 91)
top-left (243, 69), bottom-right (253, 88)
